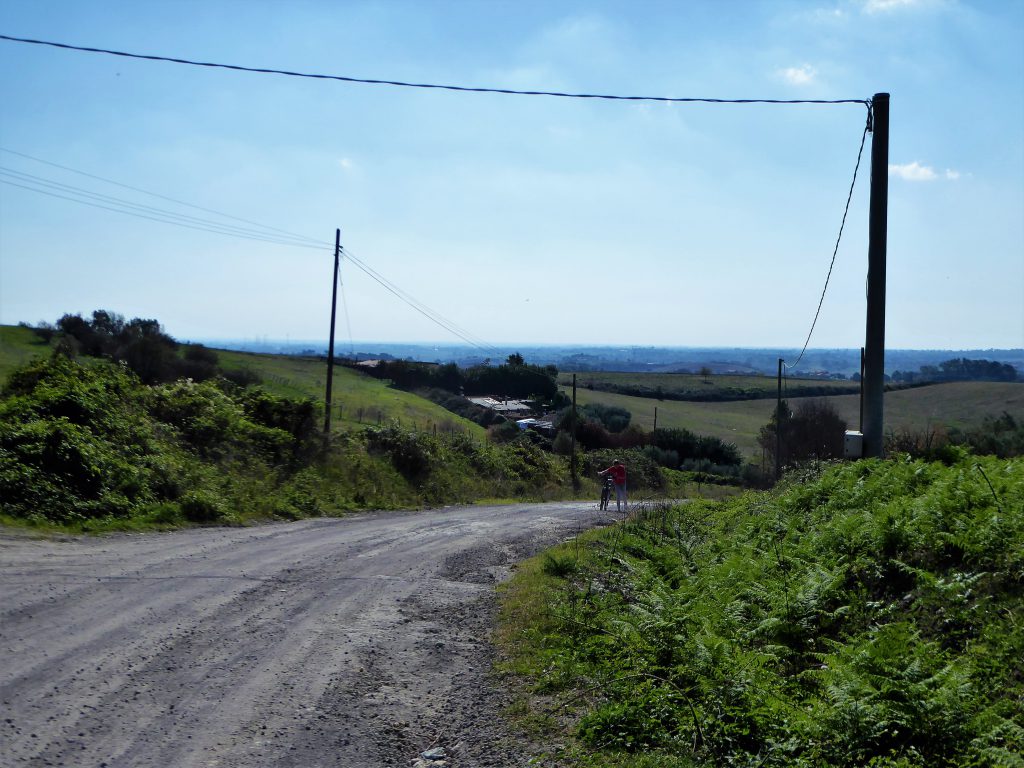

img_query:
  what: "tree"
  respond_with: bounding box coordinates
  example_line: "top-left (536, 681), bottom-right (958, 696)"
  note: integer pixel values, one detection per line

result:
top-left (759, 398), bottom-right (846, 476)
top-left (699, 365), bottom-right (713, 384)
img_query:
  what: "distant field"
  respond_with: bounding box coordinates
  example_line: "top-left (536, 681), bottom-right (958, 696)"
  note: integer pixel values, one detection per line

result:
top-left (216, 350), bottom-right (485, 437)
top-left (0, 326), bottom-right (483, 438)
top-left (565, 381), bottom-right (1024, 460)
top-left (559, 370), bottom-right (857, 401)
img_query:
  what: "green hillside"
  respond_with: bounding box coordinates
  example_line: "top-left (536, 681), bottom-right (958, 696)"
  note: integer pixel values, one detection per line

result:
top-left (215, 350), bottom-right (485, 438)
top-left (0, 324), bottom-right (53, 384)
top-left (0, 325), bottom-right (484, 439)
top-left (566, 381), bottom-right (1024, 460)
top-left (501, 454), bottom-right (1024, 767)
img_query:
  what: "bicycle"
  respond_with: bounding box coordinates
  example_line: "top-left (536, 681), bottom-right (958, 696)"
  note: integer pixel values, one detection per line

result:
top-left (599, 474), bottom-right (614, 511)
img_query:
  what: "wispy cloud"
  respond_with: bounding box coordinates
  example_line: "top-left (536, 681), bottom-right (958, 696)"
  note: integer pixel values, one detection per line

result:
top-left (338, 157), bottom-right (354, 171)
top-left (778, 64), bottom-right (817, 86)
top-left (863, 0), bottom-right (922, 13)
top-left (889, 161), bottom-right (961, 181)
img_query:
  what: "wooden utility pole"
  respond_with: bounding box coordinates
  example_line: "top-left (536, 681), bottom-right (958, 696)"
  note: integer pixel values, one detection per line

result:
top-left (324, 228), bottom-right (341, 435)
top-left (570, 373), bottom-right (579, 492)
top-left (775, 357), bottom-right (783, 481)
top-left (863, 93), bottom-right (889, 458)
top-left (653, 406), bottom-right (658, 434)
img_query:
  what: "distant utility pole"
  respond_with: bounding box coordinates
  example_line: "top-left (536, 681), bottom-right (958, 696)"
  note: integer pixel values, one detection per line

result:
top-left (324, 228), bottom-right (341, 435)
top-left (863, 93), bottom-right (889, 458)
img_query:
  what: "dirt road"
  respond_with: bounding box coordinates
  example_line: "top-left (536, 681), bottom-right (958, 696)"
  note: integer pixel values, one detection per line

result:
top-left (1, 502), bottom-right (605, 767)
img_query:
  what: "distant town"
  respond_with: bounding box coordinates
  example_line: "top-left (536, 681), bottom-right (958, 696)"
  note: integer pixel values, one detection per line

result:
top-left (195, 340), bottom-right (1024, 380)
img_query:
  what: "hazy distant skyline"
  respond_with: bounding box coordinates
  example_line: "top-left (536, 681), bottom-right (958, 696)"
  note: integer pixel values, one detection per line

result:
top-left (1, 1), bottom-right (1022, 350)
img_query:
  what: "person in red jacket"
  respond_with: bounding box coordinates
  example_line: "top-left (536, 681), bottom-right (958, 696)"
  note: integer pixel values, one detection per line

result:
top-left (598, 459), bottom-right (627, 512)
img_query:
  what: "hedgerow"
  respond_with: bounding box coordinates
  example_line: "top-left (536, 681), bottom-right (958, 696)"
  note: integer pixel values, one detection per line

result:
top-left (505, 454), bottom-right (1023, 767)
top-left (0, 354), bottom-right (581, 529)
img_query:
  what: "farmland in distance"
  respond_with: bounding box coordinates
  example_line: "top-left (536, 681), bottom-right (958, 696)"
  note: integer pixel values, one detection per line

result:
top-left (562, 378), bottom-right (1024, 460)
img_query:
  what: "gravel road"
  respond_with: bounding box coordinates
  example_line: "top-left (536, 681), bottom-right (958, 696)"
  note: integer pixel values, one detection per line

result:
top-left (1, 502), bottom-right (606, 768)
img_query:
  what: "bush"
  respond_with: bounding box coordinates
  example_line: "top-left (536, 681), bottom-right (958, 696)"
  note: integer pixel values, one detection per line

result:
top-left (581, 403), bottom-right (632, 433)
top-left (517, 453), bottom-right (1024, 767)
top-left (179, 489), bottom-right (228, 523)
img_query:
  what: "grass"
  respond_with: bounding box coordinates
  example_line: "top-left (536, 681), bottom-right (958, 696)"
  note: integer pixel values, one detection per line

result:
top-left (0, 325), bottom-right (53, 384)
top-left (215, 349), bottom-right (486, 438)
top-left (561, 371), bottom-right (856, 400)
top-left (0, 327), bottom-right (486, 440)
top-left (566, 381), bottom-right (1024, 460)
top-left (498, 455), bottom-right (1024, 767)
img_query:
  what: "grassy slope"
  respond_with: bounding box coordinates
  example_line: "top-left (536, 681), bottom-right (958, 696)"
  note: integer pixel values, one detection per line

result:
top-left (561, 371), bottom-right (855, 398)
top-left (499, 455), bottom-right (1024, 767)
top-left (0, 326), bottom-right (485, 439)
top-left (0, 325), bottom-right (52, 384)
top-left (566, 381), bottom-right (1024, 460)
top-left (215, 349), bottom-right (485, 437)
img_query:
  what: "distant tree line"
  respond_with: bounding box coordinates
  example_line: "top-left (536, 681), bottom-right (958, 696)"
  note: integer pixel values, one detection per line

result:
top-left (576, 379), bottom-right (860, 403)
top-left (891, 357), bottom-right (1019, 384)
top-left (348, 354), bottom-right (561, 402)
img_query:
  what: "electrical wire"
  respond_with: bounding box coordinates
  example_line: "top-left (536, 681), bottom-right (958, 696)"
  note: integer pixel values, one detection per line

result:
top-left (0, 147), bottom-right (324, 246)
top-left (338, 252), bottom-right (355, 356)
top-left (0, 151), bottom-right (497, 350)
top-left (0, 177), bottom-right (325, 248)
top-left (341, 246), bottom-right (500, 353)
top-left (0, 34), bottom-right (871, 110)
top-left (785, 112), bottom-right (871, 371)
top-left (0, 166), bottom-right (324, 248)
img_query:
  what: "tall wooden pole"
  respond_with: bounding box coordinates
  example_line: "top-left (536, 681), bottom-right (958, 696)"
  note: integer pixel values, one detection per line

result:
top-left (776, 357), bottom-right (783, 481)
top-left (570, 373), bottom-right (579, 492)
top-left (863, 93), bottom-right (889, 458)
top-left (324, 228), bottom-right (341, 435)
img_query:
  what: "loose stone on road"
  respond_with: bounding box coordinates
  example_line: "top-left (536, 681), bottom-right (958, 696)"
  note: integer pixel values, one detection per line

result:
top-left (0, 502), bottom-right (605, 767)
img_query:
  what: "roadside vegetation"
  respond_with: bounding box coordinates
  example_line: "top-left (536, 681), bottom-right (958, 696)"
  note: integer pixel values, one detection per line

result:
top-left (0, 351), bottom-right (573, 531)
top-left (0, 313), bottom-right (576, 531)
top-left (498, 452), bottom-right (1024, 767)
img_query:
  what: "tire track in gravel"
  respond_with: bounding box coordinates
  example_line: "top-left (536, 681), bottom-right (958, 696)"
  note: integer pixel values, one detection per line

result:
top-left (1, 502), bottom-right (608, 767)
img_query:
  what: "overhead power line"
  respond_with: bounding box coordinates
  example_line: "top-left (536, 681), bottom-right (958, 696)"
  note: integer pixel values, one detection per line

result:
top-left (0, 33), bottom-right (871, 109)
top-left (785, 111), bottom-right (872, 370)
top-left (0, 150), bottom-right (497, 351)
top-left (341, 246), bottom-right (500, 354)
top-left (0, 165), bottom-right (322, 248)
top-left (0, 147), bottom-right (323, 246)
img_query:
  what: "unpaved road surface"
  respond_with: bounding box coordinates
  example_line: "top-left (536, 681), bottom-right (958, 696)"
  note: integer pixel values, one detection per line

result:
top-left (1, 502), bottom-right (606, 767)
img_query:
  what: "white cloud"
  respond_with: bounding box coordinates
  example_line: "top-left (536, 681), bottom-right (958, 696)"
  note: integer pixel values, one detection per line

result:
top-left (889, 161), bottom-right (962, 181)
top-left (863, 0), bottom-right (921, 13)
top-left (778, 64), bottom-right (817, 86)
top-left (338, 157), bottom-right (353, 171)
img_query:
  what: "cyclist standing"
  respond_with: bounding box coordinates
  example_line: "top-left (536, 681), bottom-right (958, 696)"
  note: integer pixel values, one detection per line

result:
top-left (598, 459), bottom-right (627, 512)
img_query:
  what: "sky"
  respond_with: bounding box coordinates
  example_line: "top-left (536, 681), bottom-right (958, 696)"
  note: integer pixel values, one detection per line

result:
top-left (0, 0), bottom-right (1021, 350)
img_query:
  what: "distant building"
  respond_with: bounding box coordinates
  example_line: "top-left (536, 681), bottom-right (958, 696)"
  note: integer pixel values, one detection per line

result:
top-left (468, 396), bottom-right (533, 416)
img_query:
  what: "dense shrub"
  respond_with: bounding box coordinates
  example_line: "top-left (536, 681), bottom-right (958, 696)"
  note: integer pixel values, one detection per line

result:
top-left (580, 403), bottom-right (632, 433)
top-left (651, 426), bottom-right (742, 467)
top-left (0, 356), bottom-right (166, 522)
top-left (516, 454), bottom-right (1024, 767)
top-left (582, 448), bottom-right (663, 491)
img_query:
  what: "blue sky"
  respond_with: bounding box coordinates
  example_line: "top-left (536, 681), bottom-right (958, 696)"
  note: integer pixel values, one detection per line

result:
top-left (1, 0), bottom-right (1021, 349)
